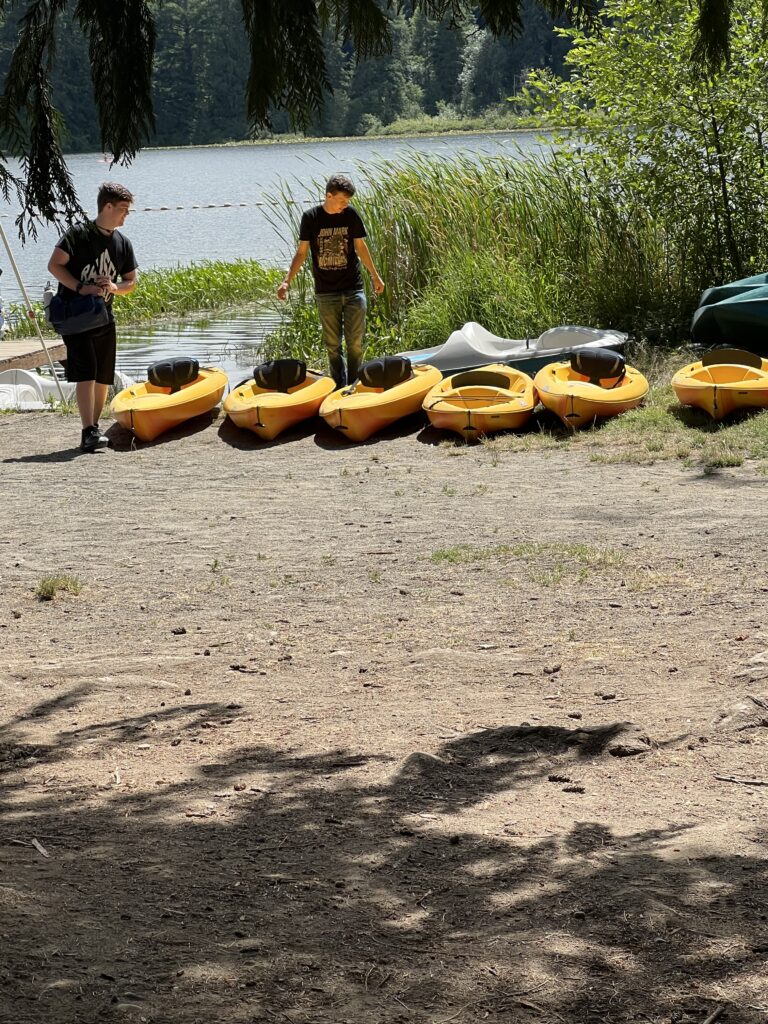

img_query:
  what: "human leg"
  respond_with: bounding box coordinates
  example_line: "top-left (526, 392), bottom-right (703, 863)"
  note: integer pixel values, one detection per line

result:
top-left (64, 322), bottom-right (115, 449)
top-left (341, 290), bottom-right (367, 385)
top-left (315, 292), bottom-right (345, 387)
top-left (75, 381), bottom-right (96, 428)
top-left (92, 383), bottom-right (109, 425)
top-left (90, 321), bottom-right (116, 431)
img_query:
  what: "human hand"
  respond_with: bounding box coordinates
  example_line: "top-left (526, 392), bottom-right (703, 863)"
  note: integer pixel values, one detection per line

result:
top-left (95, 276), bottom-right (117, 295)
top-left (277, 281), bottom-right (289, 301)
top-left (372, 275), bottom-right (385, 296)
top-left (80, 283), bottom-right (105, 297)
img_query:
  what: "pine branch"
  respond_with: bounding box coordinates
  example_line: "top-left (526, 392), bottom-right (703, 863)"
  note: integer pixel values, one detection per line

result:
top-left (0, 0), bottom-right (82, 240)
top-left (324, 0), bottom-right (392, 58)
top-left (691, 0), bottom-right (731, 68)
top-left (409, 0), bottom-right (601, 35)
top-left (241, 0), bottom-right (331, 130)
top-left (74, 0), bottom-right (156, 162)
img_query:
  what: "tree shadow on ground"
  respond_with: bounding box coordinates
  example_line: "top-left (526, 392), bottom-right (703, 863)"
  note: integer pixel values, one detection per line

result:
top-left (1, 692), bottom-right (765, 1024)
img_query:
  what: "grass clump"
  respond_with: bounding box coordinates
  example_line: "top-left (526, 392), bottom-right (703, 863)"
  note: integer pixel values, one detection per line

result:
top-left (116, 260), bottom-right (281, 322)
top-left (431, 542), bottom-right (623, 581)
top-left (35, 574), bottom-right (82, 601)
top-left (3, 260), bottom-right (281, 338)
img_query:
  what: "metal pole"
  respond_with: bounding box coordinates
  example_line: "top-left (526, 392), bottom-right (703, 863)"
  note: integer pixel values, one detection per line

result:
top-left (0, 217), bottom-right (66, 401)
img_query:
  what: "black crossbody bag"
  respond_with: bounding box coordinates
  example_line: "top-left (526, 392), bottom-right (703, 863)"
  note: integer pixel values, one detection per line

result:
top-left (47, 294), bottom-right (110, 336)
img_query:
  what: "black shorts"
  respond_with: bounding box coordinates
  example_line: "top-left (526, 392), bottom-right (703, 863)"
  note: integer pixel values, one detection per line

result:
top-left (63, 320), bottom-right (117, 385)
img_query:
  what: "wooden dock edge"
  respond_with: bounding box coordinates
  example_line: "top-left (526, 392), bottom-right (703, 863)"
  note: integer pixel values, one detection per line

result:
top-left (0, 339), bottom-right (67, 373)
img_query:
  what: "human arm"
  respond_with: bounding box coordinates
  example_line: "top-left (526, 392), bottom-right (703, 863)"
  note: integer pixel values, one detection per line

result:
top-left (354, 238), bottom-right (384, 295)
top-left (277, 241), bottom-right (310, 300)
top-left (47, 247), bottom-right (103, 297)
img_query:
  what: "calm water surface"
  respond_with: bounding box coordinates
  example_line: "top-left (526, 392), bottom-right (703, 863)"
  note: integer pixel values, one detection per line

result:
top-left (0, 132), bottom-right (548, 378)
top-left (116, 311), bottom-right (283, 383)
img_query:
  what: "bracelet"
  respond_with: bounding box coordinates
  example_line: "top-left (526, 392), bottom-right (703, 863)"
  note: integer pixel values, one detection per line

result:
top-left (75, 281), bottom-right (83, 294)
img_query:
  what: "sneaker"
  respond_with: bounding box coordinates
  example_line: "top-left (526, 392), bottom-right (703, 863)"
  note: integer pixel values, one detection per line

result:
top-left (80, 425), bottom-right (109, 452)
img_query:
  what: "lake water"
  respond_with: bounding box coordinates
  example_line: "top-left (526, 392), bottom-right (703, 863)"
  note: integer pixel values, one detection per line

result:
top-left (0, 131), bottom-right (548, 379)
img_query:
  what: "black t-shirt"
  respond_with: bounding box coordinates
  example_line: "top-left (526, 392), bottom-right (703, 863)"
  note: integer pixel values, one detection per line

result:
top-left (55, 221), bottom-right (138, 310)
top-left (299, 205), bottom-right (366, 294)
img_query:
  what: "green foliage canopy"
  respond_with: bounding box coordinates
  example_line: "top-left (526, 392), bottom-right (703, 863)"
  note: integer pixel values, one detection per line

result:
top-left (528, 0), bottom-right (768, 287)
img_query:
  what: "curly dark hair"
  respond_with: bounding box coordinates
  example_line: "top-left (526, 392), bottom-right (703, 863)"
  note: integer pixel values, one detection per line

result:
top-left (97, 182), bottom-right (135, 211)
top-left (325, 174), bottom-right (355, 197)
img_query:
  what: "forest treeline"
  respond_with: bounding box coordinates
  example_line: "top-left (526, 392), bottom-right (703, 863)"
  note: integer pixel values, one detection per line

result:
top-left (0, 1), bottom-right (570, 151)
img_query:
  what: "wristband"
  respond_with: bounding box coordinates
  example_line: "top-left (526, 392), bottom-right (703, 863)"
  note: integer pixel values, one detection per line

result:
top-left (75, 281), bottom-right (84, 294)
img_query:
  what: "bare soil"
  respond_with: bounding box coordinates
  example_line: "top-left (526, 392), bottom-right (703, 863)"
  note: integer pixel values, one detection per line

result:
top-left (1, 409), bottom-right (768, 1024)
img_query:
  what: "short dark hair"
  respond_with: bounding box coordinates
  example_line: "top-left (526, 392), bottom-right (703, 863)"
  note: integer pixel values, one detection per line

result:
top-left (325, 174), bottom-right (355, 197)
top-left (97, 182), bottom-right (134, 211)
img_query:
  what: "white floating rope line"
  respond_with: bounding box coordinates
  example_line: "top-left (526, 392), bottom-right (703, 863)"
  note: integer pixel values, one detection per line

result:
top-left (139, 199), bottom-right (315, 211)
top-left (0, 198), bottom-right (315, 218)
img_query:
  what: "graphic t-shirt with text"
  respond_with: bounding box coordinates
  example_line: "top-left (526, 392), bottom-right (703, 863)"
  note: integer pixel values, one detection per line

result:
top-left (55, 221), bottom-right (138, 315)
top-left (299, 205), bottom-right (366, 294)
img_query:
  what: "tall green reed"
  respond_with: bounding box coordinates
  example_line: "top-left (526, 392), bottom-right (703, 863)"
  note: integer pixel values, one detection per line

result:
top-left (264, 150), bottom-right (699, 360)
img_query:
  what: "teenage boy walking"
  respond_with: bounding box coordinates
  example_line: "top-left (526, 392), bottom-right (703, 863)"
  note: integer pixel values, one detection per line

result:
top-left (48, 181), bottom-right (138, 452)
top-left (277, 174), bottom-right (384, 388)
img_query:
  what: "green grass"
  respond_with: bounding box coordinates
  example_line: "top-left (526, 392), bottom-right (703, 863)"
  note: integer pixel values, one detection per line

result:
top-left (3, 259), bottom-right (281, 338)
top-left (35, 574), bottom-right (82, 600)
top-left (469, 346), bottom-right (768, 469)
top-left (430, 541), bottom-right (623, 566)
top-left (364, 108), bottom-right (557, 138)
top-left (117, 259), bottom-right (281, 322)
top-left (430, 541), bottom-right (624, 587)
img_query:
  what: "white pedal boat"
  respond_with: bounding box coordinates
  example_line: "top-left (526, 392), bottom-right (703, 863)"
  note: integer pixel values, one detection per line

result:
top-left (0, 368), bottom-right (133, 410)
top-left (398, 324), bottom-right (628, 375)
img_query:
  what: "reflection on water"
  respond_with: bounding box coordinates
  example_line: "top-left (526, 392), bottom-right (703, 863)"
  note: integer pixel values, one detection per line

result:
top-left (116, 310), bottom-right (284, 384)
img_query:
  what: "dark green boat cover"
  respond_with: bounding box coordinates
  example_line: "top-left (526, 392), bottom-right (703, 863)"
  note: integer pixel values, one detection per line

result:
top-left (691, 276), bottom-right (768, 352)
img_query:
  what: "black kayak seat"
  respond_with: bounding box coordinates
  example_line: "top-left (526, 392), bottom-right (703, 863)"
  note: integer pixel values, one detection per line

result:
top-left (450, 370), bottom-right (510, 389)
top-left (148, 357), bottom-right (200, 394)
top-left (358, 355), bottom-right (412, 390)
top-left (701, 347), bottom-right (762, 369)
top-left (570, 348), bottom-right (626, 386)
top-left (254, 359), bottom-right (307, 392)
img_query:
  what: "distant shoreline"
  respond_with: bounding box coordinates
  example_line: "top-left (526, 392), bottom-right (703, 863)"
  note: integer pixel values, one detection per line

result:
top-left (67, 123), bottom-right (562, 158)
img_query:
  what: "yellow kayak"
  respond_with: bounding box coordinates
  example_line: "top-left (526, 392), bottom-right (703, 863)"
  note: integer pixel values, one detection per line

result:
top-left (111, 359), bottom-right (227, 442)
top-left (423, 363), bottom-right (536, 438)
top-left (672, 347), bottom-right (768, 420)
top-left (224, 359), bottom-right (335, 440)
top-left (320, 357), bottom-right (442, 442)
top-left (534, 349), bottom-right (648, 429)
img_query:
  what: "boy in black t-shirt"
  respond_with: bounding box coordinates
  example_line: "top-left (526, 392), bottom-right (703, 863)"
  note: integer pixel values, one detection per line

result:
top-left (48, 182), bottom-right (138, 452)
top-left (277, 174), bottom-right (384, 388)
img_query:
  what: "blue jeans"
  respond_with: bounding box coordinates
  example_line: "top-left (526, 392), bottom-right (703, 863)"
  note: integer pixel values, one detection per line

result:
top-left (315, 290), bottom-right (367, 387)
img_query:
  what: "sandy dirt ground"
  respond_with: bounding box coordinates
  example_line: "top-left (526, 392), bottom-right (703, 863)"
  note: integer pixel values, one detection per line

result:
top-left (1, 408), bottom-right (768, 1024)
